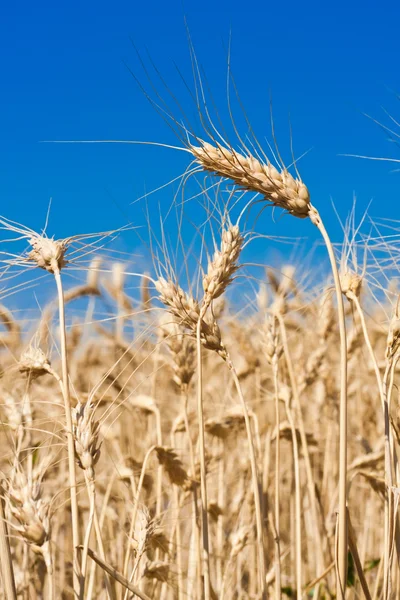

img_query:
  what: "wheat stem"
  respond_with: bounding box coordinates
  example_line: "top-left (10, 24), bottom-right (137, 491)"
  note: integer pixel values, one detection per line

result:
top-left (0, 483), bottom-right (17, 600)
top-left (123, 444), bottom-right (156, 595)
top-left (227, 359), bottom-right (267, 600)
top-left (278, 314), bottom-right (325, 593)
top-left (182, 389), bottom-right (202, 598)
top-left (272, 357), bottom-right (282, 600)
top-left (382, 361), bottom-right (394, 599)
top-left (309, 206), bottom-right (348, 598)
top-left (80, 480), bottom-right (96, 599)
top-left (53, 266), bottom-right (81, 598)
top-left (196, 314), bottom-right (211, 600)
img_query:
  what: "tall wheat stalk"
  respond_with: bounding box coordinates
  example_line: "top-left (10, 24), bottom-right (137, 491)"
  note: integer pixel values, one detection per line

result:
top-left (53, 267), bottom-right (81, 596)
top-left (195, 312), bottom-right (211, 600)
top-left (187, 141), bottom-right (349, 596)
top-left (0, 483), bottom-right (17, 600)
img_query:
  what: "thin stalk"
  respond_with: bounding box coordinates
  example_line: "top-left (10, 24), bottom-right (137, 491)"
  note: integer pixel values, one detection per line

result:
top-left (83, 546), bottom-right (152, 600)
top-left (182, 390), bottom-right (202, 600)
top-left (351, 296), bottom-right (384, 405)
top-left (42, 542), bottom-right (54, 600)
top-left (187, 523), bottom-right (198, 600)
top-left (196, 315), bottom-right (211, 600)
top-left (22, 382), bottom-right (33, 485)
top-left (53, 266), bottom-right (81, 599)
top-left (220, 553), bottom-right (236, 600)
top-left (272, 359), bottom-right (282, 600)
top-left (80, 477), bottom-right (114, 600)
top-left (351, 295), bottom-right (393, 598)
top-left (92, 503), bottom-right (115, 599)
top-left (86, 473), bottom-right (117, 600)
top-left (277, 314), bottom-right (324, 595)
top-left (216, 438), bottom-right (225, 593)
top-left (262, 427), bottom-right (272, 500)
top-left (164, 429), bottom-right (183, 600)
top-left (227, 358), bottom-right (267, 600)
top-left (372, 547), bottom-right (384, 600)
top-left (0, 484), bottom-right (17, 600)
top-left (282, 393), bottom-right (302, 600)
top-left (80, 484), bottom-right (96, 599)
top-left (154, 406), bottom-right (163, 519)
top-left (382, 361), bottom-right (394, 599)
top-left (123, 445), bottom-right (156, 600)
top-left (173, 486), bottom-right (183, 600)
top-left (348, 510), bottom-right (372, 600)
top-left (150, 342), bottom-right (163, 521)
top-left (123, 444), bottom-right (156, 579)
top-left (310, 205), bottom-right (348, 598)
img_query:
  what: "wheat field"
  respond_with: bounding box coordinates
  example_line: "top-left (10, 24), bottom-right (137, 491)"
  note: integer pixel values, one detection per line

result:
top-left (0, 52), bottom-right (399, 600)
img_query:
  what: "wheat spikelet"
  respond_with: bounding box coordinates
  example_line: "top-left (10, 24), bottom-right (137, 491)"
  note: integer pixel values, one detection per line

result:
top-left (1, 391), bottom-right (24, 432)
top-left (300, 344), bottom-right (326, 387)
top-left (159, 315), bottom-right (196, 388)
top-left (190, 140), bottom-right (311, 218)
top-left (318, 288), bottom-right (335, 341)
top-left (203, 224), bottom-right (244, 305)
top-left (148, 526), bottom-right (169, 555)
top-left (155, 278), bottom-right (227, 358)
top-left (349, 449), bottom-right (384, 472)
top-left (154, 446), bottom-right (190, 488)
top-left (28, 235), bottom-right (68, 272)
top-left (208, 501), bottom-right (223, 522)
top-left (199, 315), bottom-right (227, 357)
top-left (7, 470), bottom-right (51, 549)
top-left (19, 344), bottom-right (51, 379)
top-left (272, 421), bottom-right (317, 447)
top-left (205, 407), bottom-right (245, 439)
top-left (230, 526), bottom-right (251, 558)
top-left (340, 271), bottom-right (363, 300)
top-left (143, 560), bottom-right (170, 582)
top-left (386, 309), bottom-right (400, 359)
top-left (346, 326), bottom-right (362, 356)
top-left (357, 471), bottom-right (386, 499)
top-left (263, 314), bottom-right (282, 366)
top-left (131, 506), bottom-right (154, 557)
top-left (72, 400), bottom-right (101, 481)
top-left (155, 278), bottom-right (200, 328)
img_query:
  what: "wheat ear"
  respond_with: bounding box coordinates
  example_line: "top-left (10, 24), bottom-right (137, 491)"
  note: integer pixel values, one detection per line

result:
top-left (191, 141), bottom-right (310, 218)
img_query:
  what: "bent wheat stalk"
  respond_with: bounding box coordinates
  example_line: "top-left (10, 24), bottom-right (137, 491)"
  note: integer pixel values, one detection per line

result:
top-left (189, 140), bottom-right (348, 598)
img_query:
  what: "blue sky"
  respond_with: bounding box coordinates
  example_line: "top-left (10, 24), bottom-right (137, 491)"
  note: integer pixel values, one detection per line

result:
top-left (1, 0), bottom-right (400, 297)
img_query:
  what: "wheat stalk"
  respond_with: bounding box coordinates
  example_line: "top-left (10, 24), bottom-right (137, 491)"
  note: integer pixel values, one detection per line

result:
top-left (186, 139), bottom-right (349, 597)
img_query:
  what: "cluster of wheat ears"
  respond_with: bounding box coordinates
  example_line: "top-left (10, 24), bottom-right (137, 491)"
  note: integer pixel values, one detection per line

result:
top-left (1, 54), bottom-right (400, 600)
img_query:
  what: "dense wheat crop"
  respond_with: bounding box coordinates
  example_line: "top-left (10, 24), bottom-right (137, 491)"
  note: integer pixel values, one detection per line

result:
top-left (0, 49), bottom-right (399, 600)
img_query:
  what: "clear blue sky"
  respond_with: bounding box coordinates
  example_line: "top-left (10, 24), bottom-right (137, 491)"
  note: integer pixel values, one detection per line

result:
top-left (1, 0), bottom-right (400, 285)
